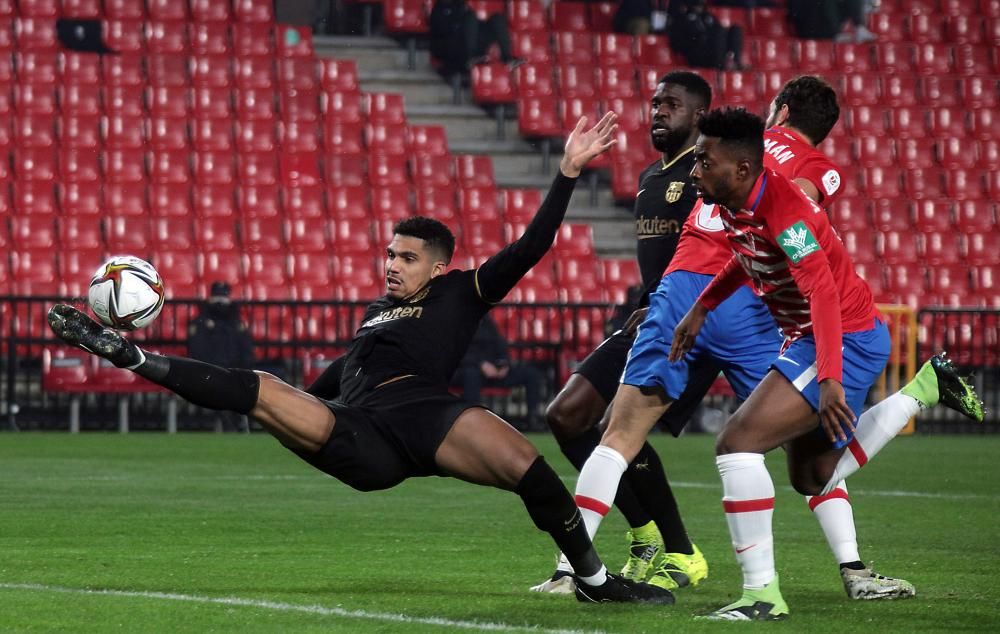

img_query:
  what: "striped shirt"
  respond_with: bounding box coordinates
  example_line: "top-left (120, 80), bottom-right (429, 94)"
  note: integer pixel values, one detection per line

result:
top-left (697, 170), bottom-right (879, 383)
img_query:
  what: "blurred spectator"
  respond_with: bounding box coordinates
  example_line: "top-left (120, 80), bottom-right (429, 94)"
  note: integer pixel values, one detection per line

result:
top-left (188, 281), bottom-right (254, 432)
top-left (787, 0), bottom-right (877, 43)
top-left (614, 0), bottom-right (663, 35)
top-left (429, 0), bottom-right (522, 73)
top-left (452, 315), bottom-right (545, 429)
top-left (668, 0), bottom-right (745, 70)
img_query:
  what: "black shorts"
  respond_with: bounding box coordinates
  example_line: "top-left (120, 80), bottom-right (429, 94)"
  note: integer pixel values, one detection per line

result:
top-left (572, 330), bottom-right (724, 437)
top-left (293, 377), bottom-right (477, 492)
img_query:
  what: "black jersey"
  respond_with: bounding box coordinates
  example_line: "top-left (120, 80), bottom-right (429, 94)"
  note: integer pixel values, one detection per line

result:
top-left (337, 174), bottom-right (578, 404)
top-left (633, 147), bottom-right (699, 291)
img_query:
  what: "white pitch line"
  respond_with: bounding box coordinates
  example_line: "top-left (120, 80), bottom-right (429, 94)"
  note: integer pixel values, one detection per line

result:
top-left (0, 583), bottom-right (604, 634)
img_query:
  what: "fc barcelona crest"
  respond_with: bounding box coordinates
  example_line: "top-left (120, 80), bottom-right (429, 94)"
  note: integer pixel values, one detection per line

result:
top-left (665, 181), bottom-right (685, 203)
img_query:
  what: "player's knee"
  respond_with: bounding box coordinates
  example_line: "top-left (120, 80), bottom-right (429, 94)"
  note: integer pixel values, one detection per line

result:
top-left (789, 472), bottom-right (824, 497)
top-left (545, 396), bottom-right (589, 441)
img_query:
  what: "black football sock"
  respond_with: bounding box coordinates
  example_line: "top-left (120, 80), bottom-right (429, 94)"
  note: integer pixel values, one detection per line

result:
top-left (623, 442), bottom-right (693, 555)
top-left (133, 353), bottom-right (260, 415)
top-left (840, 560), bottom-right (866, 571)
top-left (558, 428), bottom-right (654, 529)
top-left (516, 457), bottom-right (603, 579)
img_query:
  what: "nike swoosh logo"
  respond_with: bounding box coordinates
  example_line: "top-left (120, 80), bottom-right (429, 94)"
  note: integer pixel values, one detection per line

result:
top-left (735, 544), bottom-right (756, 554)
top-left (637, 188), bottom-right (646, 196)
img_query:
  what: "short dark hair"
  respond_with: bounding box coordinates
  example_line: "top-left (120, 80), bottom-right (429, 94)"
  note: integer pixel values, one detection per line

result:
top-left (392, 216), bottom-right (455, 264)
top-left (697, 107), bottom-right (765, 167)
top-left (773, 75), bottom-right (840, 144)
top-left (659, 70), bottom-right (713, 109)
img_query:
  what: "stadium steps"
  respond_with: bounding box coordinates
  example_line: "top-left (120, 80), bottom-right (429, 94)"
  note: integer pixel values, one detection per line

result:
top-left (314, 34), bottom-right (635, 259)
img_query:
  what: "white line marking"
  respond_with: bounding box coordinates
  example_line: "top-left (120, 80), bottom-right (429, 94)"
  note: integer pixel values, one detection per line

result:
top-left (559, 477), bottom-right (999, 501)
top-left (0, 583), bottom-right (603, 634)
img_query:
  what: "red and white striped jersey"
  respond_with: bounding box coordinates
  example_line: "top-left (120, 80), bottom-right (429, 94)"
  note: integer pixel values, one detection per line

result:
top-left (665, 198), bottom-right (732, 276)
top-left (698, 170), bottom-right (879, 383)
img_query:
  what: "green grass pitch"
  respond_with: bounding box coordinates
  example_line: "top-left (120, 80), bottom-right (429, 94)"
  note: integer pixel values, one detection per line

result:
top-left (0, 433), bottom-right (997, 632)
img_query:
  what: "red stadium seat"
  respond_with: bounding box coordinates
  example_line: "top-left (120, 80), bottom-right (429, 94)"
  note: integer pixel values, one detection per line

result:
top-left (470, 62), bottom-right (516, 104)
top-left (60, 51), bottom-right (102, 85)
top-left (147, 0), bottom-right (187, 21)
top-left (834, 43), bottom-right (875, 73)
top-left (104, 86), bottom-right (144, 120)
top-left (282, 184), bottom-right (326, 219)
top-left (102, 54), bottom-right (144, 88)
top-left (839, 73), bottom-right (880, 107)
top-left (280, 120), bottom-right (321, 153)
top-left (408, 125), bottom-right (450, 156)
top-left (192, 119), bottom-right (234, 152)
top-left (944, 168), bottom-right (987, 201)
top-left (897, 138), bottom-right (936, 170)
top-left (234, 0), bottom-right (275, 23)
top-left (102, 18), bottom-right (145, 53)
top-left (553, 31), bottom-right (596, 66)
top-left (463, 220), bottom-right (506, 256)
top-left (238, 151), bottom-right (278, 185)
top-left (955, 44), bottom-right (995, 76)
top-left (286, 217), bottom-right (330, 253)
top-left (979, 139), bottom-right (1000, 170)
top-left (57, 216), bottom-right (102, 251)
top-left (411, 154), bottom-right (454, 188)
top-left (926, 264), bottom-right (969, 296)
top-left (610, 158), bottom-right (644, 202)
top-left (554, 223), bottom-right (595, 257)
top-left (793, 40), bottom-right (835, 72)
top-left (15, 17), bottom-right (59, 51)
top-left (235, 88), bottom-right (277, 121)
top-left (854, 136), bottom-right (895, 168)
top-left (14, 147), bottom-right (57, 182)
top-left (19, 0), bottom-right (59, 17)
top-left (148, 116), bottom-right (190, 150)
top-left (881, 75), bottom-right (919, 107)
top-left (508, 1), bottom-right (548, 32)
top-left (518, 96), bottom-right (561, 138)
top-left (883, 262), bottom-right (925, 295)
top-left (877, 230), bottom-right (920, 264)
top-left (106, 182), bottom-right (150, 216)
top-left (557, 64), bottom-right (597, 99)
top-left (150, 216), bottom-right (194, 251)
top-left (324, 153), bottom-right (367, 187)
top-left (322, 89), bottom-right (363, 125)
top-left (151, 251), bottom-right (199, 297)
top-left (970, 107), bottom-right (997, 142)
top-left (914, 43), bottom-right (954, 75)
top-left (190, 0), bottom-right (232, 23)
top-left (147, 54), bottom-right (189, 87)
top-left (234, 57), bottom-right (276, 91)
top-left (104, 215), bottom-right (151, 254)
top-left (903, 168), bottom-right (946, 200)
top-left (454, 155), bottom-right (496, 188)
top-left (58, 147), bottom-right (101, 183)
top-left (954, 200), bottom-right (996, 232)
top-left (146, 20), bottom-right (189, 54)
top-left (551, 2), bottom-right (589, 32)
top-left (871, 199), bottom-right (911, 232)
top-left (371, 186), bottom-right (412, 224)
top-left (14, 51), bottom-right (57, 85)
top-left (280, 88), bottom-right (321, 124)
top-left (962, 77), bottom-right (998, 110)
top-left (150, 148), bottom-right (193, 185)
top-left (147, 85), bottom-right (190, 119)
top-left (331, 218), bottom-right (376, 255)
top-left (242, 216), bottom-right (285, 253)
top-left (500, 188), bottom-right (542, 223)
top-left (366, 122), bottom-right (408, 156)
top-left (597, 65), bottom-right (637, 100)
top-left (103, 114), bottom-right (145, 149)
top-left (367, 153), bottom-right (408, 187)
top-left (512, 31), bottom-right (551, 64)
top-left (748, 8), bottom-right (790, 38)
top-left (365, 92), bottom-right (406, 125)
top-left (236, 119), bottom-right (277, 153)
top-left (59, 84), bottom-right (102, 117)
top-left (59, 181), bottom-right (102, 217)
top-left (237, 183), bottom-right (282, 219)
top-left (905, 13), bottom-right (944, 43)
top-left (382, 0), bottom-right (428, 35)
top-left (595, 33), bottom-right (635, 66)
top-left (324, 120), bottom-right (365, 155)
top-left (589, 2), bottom-right (616, 33)
top-left (560, 96), bottom-right (602, 135)
top-left (965, 230), bottom-right (999, 266)
top-left (750, 38), bottom-right (795, 72)
top-left (327, 185), bottom-right (369, 219)
top-left (875, 43), bottom-right (914, 74)
top-left (845, 106), bottom-right (886, 137)
top-left (191, 55), bottom-right (233, 89)
top-left (921, 76), bottom-right (962, 108)
top-left (200, 250), bottom-right (245, 289)
top-left (14, 84), bottom-right (57, 116)
top-left (319, 59), bottom-right (359, 93)
top-left (861, 166), bottom-right (902, 198)
top-left (278, 57), bottom-right (319, 92)
top-left (920, 231), bottom-right (962, 265)
top-left (718, 71), bottom-right (761, 107)
top-left (635, 35), bottom-right (675, 67)
top-left (103, 148), bottom-right (146, 183)
top-left (457, 186), bottom-right (499, 221)
top-left (232, 22), bottom-right (273, 58)
top-left (911, 199), bottom-right (954, 233)
top-left (886, 106), bottom-right (928, 140)
top-left (516, 62), bottom-right (556, 98)
top-left (192, 184), bottom-right (236, 218)
top-left (415, 186), bottom-right (458, 222)
top-left (194, 216), bottom-right (239, 251)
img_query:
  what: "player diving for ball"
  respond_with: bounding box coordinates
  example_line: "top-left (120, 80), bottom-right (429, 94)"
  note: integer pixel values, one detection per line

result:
top-left (47, 113), bottom-right (675, 605)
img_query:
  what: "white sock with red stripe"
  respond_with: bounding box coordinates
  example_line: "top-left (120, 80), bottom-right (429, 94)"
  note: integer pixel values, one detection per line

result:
top-left (822, 393), bottom-right (922, 494)
top-left (717, 452), bottom-right (775, 589)
top-left (574, 445), bottom-right (628, 540)
top-left (806, 481), bottom-right (861, 565)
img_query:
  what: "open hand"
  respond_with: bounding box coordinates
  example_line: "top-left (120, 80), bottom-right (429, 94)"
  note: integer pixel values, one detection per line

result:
top-left (560, 112), bottom-right (618, 178)
top-left (622, 307), bottom-right (648, 336)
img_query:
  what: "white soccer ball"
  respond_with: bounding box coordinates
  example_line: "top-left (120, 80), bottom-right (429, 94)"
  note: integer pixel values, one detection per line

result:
top-left (87, 255), bottom-right (166, 331)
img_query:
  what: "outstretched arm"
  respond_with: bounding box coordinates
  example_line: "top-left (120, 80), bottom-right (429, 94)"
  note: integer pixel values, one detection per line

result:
top-left (475, 113), bottom-right (618, 303)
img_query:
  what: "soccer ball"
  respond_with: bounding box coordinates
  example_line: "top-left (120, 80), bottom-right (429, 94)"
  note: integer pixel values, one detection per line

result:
top-left (88, 256), bottom-right (166, 331)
